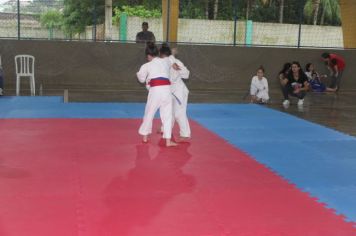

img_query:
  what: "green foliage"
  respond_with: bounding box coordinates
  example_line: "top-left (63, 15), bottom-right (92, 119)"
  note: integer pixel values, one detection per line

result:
top-left (113, 5), bottom-right (161, 25)
top-left (61, 0), bottom-right (341, 35)
top-left (304, 0), bottom-right (341, 25)
top-left (304, 0), bottom-right (315, 23)
top-left (40, 10), bottom-right (63, 29)
top-left (62, 0), bottom-right (104, 36)
top-left (216, 0), bottom-right (234, 20)
top-left (320, 0), bottom-right (341, 25)
top-left (250, 2), bottom-right (279, 22)
top-left (113, 0), bottom-right (161, 10)
top-left (179, 0), bottom-right (206, 19)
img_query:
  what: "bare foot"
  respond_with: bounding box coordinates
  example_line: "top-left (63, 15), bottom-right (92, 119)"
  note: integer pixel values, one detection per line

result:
top-left (166, 139), bottom-right (178, 147)
top-left (142, 135), bottom-right (149, 143)
top-left (326, 86), bottom-right (338, 92)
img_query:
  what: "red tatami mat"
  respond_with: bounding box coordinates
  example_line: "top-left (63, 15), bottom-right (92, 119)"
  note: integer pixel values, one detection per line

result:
top-left (0, 119), bottom-right (355, 236)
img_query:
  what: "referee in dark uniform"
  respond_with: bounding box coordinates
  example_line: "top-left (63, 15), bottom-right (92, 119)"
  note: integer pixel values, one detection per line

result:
top-left (136, 22), bottom-right (156, 43)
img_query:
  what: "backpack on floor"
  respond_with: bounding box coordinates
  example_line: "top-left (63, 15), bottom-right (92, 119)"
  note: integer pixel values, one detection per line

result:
top-left (309, 77), bottom-right (326, 92)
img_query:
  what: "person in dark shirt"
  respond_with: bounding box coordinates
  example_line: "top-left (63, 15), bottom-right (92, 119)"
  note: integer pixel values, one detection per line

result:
top-left (280, 61), bottom-right (309, 107)
top-left (278, 62), bottom-right (291, 86)
top-left (136, 22), bottom-right (156, 43)
top-left (321, 52), bottom-right (346, 91)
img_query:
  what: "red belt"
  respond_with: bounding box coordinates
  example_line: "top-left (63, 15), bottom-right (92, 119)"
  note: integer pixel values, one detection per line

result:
top-left (149, 78), bottom-right (171, 87)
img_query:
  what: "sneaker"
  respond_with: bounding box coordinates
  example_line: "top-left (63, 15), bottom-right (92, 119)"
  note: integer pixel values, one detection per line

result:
top-left (261, 99), bottom-right (269, 104)
top-left (297, 105), bottom-right (304, 112)
top-left (298, 99), bottom-right (304, 106)
top-left (282, 100), bottom-right (290, 106)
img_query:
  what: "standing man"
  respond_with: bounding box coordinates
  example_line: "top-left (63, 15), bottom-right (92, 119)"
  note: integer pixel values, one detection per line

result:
top-left (321, 52), bottom-right (346, 91)
top-left (136, 22), bottom-right (156, 43)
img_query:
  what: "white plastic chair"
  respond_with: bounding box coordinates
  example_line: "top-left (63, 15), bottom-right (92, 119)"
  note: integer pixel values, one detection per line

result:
top-left (15, 55), bottom-right (35, 96)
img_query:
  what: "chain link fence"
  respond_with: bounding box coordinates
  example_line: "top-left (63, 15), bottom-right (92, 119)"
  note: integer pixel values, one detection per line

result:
top-left (0, 0), bottom-right (346, 48)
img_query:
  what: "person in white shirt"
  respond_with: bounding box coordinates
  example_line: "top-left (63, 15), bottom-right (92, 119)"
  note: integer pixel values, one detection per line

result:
top-left (305, 63), bottom-right (336, 93)
top-left (136, 43), bottom-right (178, 147)
top-left (250, 66), bottom-right (269, 104)
top-left (160, 45), bottom-right (191, 140)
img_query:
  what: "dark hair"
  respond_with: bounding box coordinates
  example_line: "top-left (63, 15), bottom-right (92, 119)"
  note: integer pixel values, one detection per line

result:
top-left (321, 52), bottom-right (330, 59)
top-left (159, 43), bottom-right (172, 57)
top-left (142, 22), bottom-right (148, 26)
top-left (305, 63), bottom-right (312, 72)
top-left (145, 42), bottom-right (159, 57)
top-left (257, 65), bottom-right (265, 73)
top-left (291, 61), bottom-right (301, 68)
top-left (288, 61), bottom-right (305, 79)
top-left (279, 62), bottom-right (291, 75)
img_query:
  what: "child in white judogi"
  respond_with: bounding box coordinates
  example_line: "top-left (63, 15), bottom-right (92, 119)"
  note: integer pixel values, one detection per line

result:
top-left (160, 45), bottom-right (191, 140)
top-left (136, 43), bottom-right (177, 147)
top-left (250, 66), bottom-right (269, 104)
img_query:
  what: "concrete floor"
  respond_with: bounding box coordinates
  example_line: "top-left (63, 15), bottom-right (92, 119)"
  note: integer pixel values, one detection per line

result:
top-left (268, 91), bottom-right (356, 137)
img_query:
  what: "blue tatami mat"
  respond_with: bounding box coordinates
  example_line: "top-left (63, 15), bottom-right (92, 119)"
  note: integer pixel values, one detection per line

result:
top-left (189, 104), bottom-right (356, 222)
top-left (1, 96), bottom-right (356, 222)
top-left (0, 96), bottom-right (145, 118)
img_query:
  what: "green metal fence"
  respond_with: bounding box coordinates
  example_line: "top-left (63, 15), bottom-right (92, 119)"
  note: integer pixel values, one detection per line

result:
top-left (0, 0), bottom-right (346, 48)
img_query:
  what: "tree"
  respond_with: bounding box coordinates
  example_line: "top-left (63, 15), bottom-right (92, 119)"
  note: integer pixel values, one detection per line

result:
top-left (213, 0), bottom-right (219, 19)
top-left (113, 5), bottom-right (161, 25)
top-left (279, 0), bottom-right (284, 23)
top-left (255, 0), bottom-right (284, 23)
top-left (205, 0), bottom-right (209, 19)
top-left (304, 0), bottom-right (340, 25)
top-left (319, 0), bottom-right (340, 25)
top-left (246, 0), bottom-right (276, 22)
top-left (203, 0), bottom-right (220, 19)
top-left (40, 10), bottom-right (63, 39)
top-left (60, 0), bottom-right (340, 37)
top-left (246, 0), bottom-right (252, 20)
top-left (216, 0), bottom-right (233, 20)
top-left (62, 0), bottom-right (104, 37)
top-left (304, 0), bottom-right (321, 25)
top-left (179, 0), bottom-right (205, 19)
top-left (113, 0), bottom-right (161, 10)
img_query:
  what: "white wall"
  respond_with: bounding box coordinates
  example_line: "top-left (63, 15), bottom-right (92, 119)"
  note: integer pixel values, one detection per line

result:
top-left (0, 17), bottom-right (344, 48)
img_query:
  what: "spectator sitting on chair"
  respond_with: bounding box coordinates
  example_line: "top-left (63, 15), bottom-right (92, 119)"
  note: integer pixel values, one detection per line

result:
top-left (280, 61), bottom-right (309, 107)
top-left (136, 22), bottom-right (156, 43)
top-left (250, 66), bottom-right (269, 104)
top-left (321, 52), bottom-right (346, 91)
top-left (305, 63), bottom-right (336, 93)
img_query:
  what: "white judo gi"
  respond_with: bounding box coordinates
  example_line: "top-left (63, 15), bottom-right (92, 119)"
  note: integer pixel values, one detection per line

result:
top-left (137, 57), bottom-right (173, 139)
top-left (250, 76), bottom-right (269, 102)
top-left (169, 56), bottom-right (191, 138)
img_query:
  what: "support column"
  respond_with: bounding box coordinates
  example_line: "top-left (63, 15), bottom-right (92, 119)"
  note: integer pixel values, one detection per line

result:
top-left (340, 1), bottom-right (356, 48)
top-left (17, 0), bottom-right (20, 39)
top-left (162, 0), bottom-right (179, 43)
top-left (105, 0), bottom-right (112, 40)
